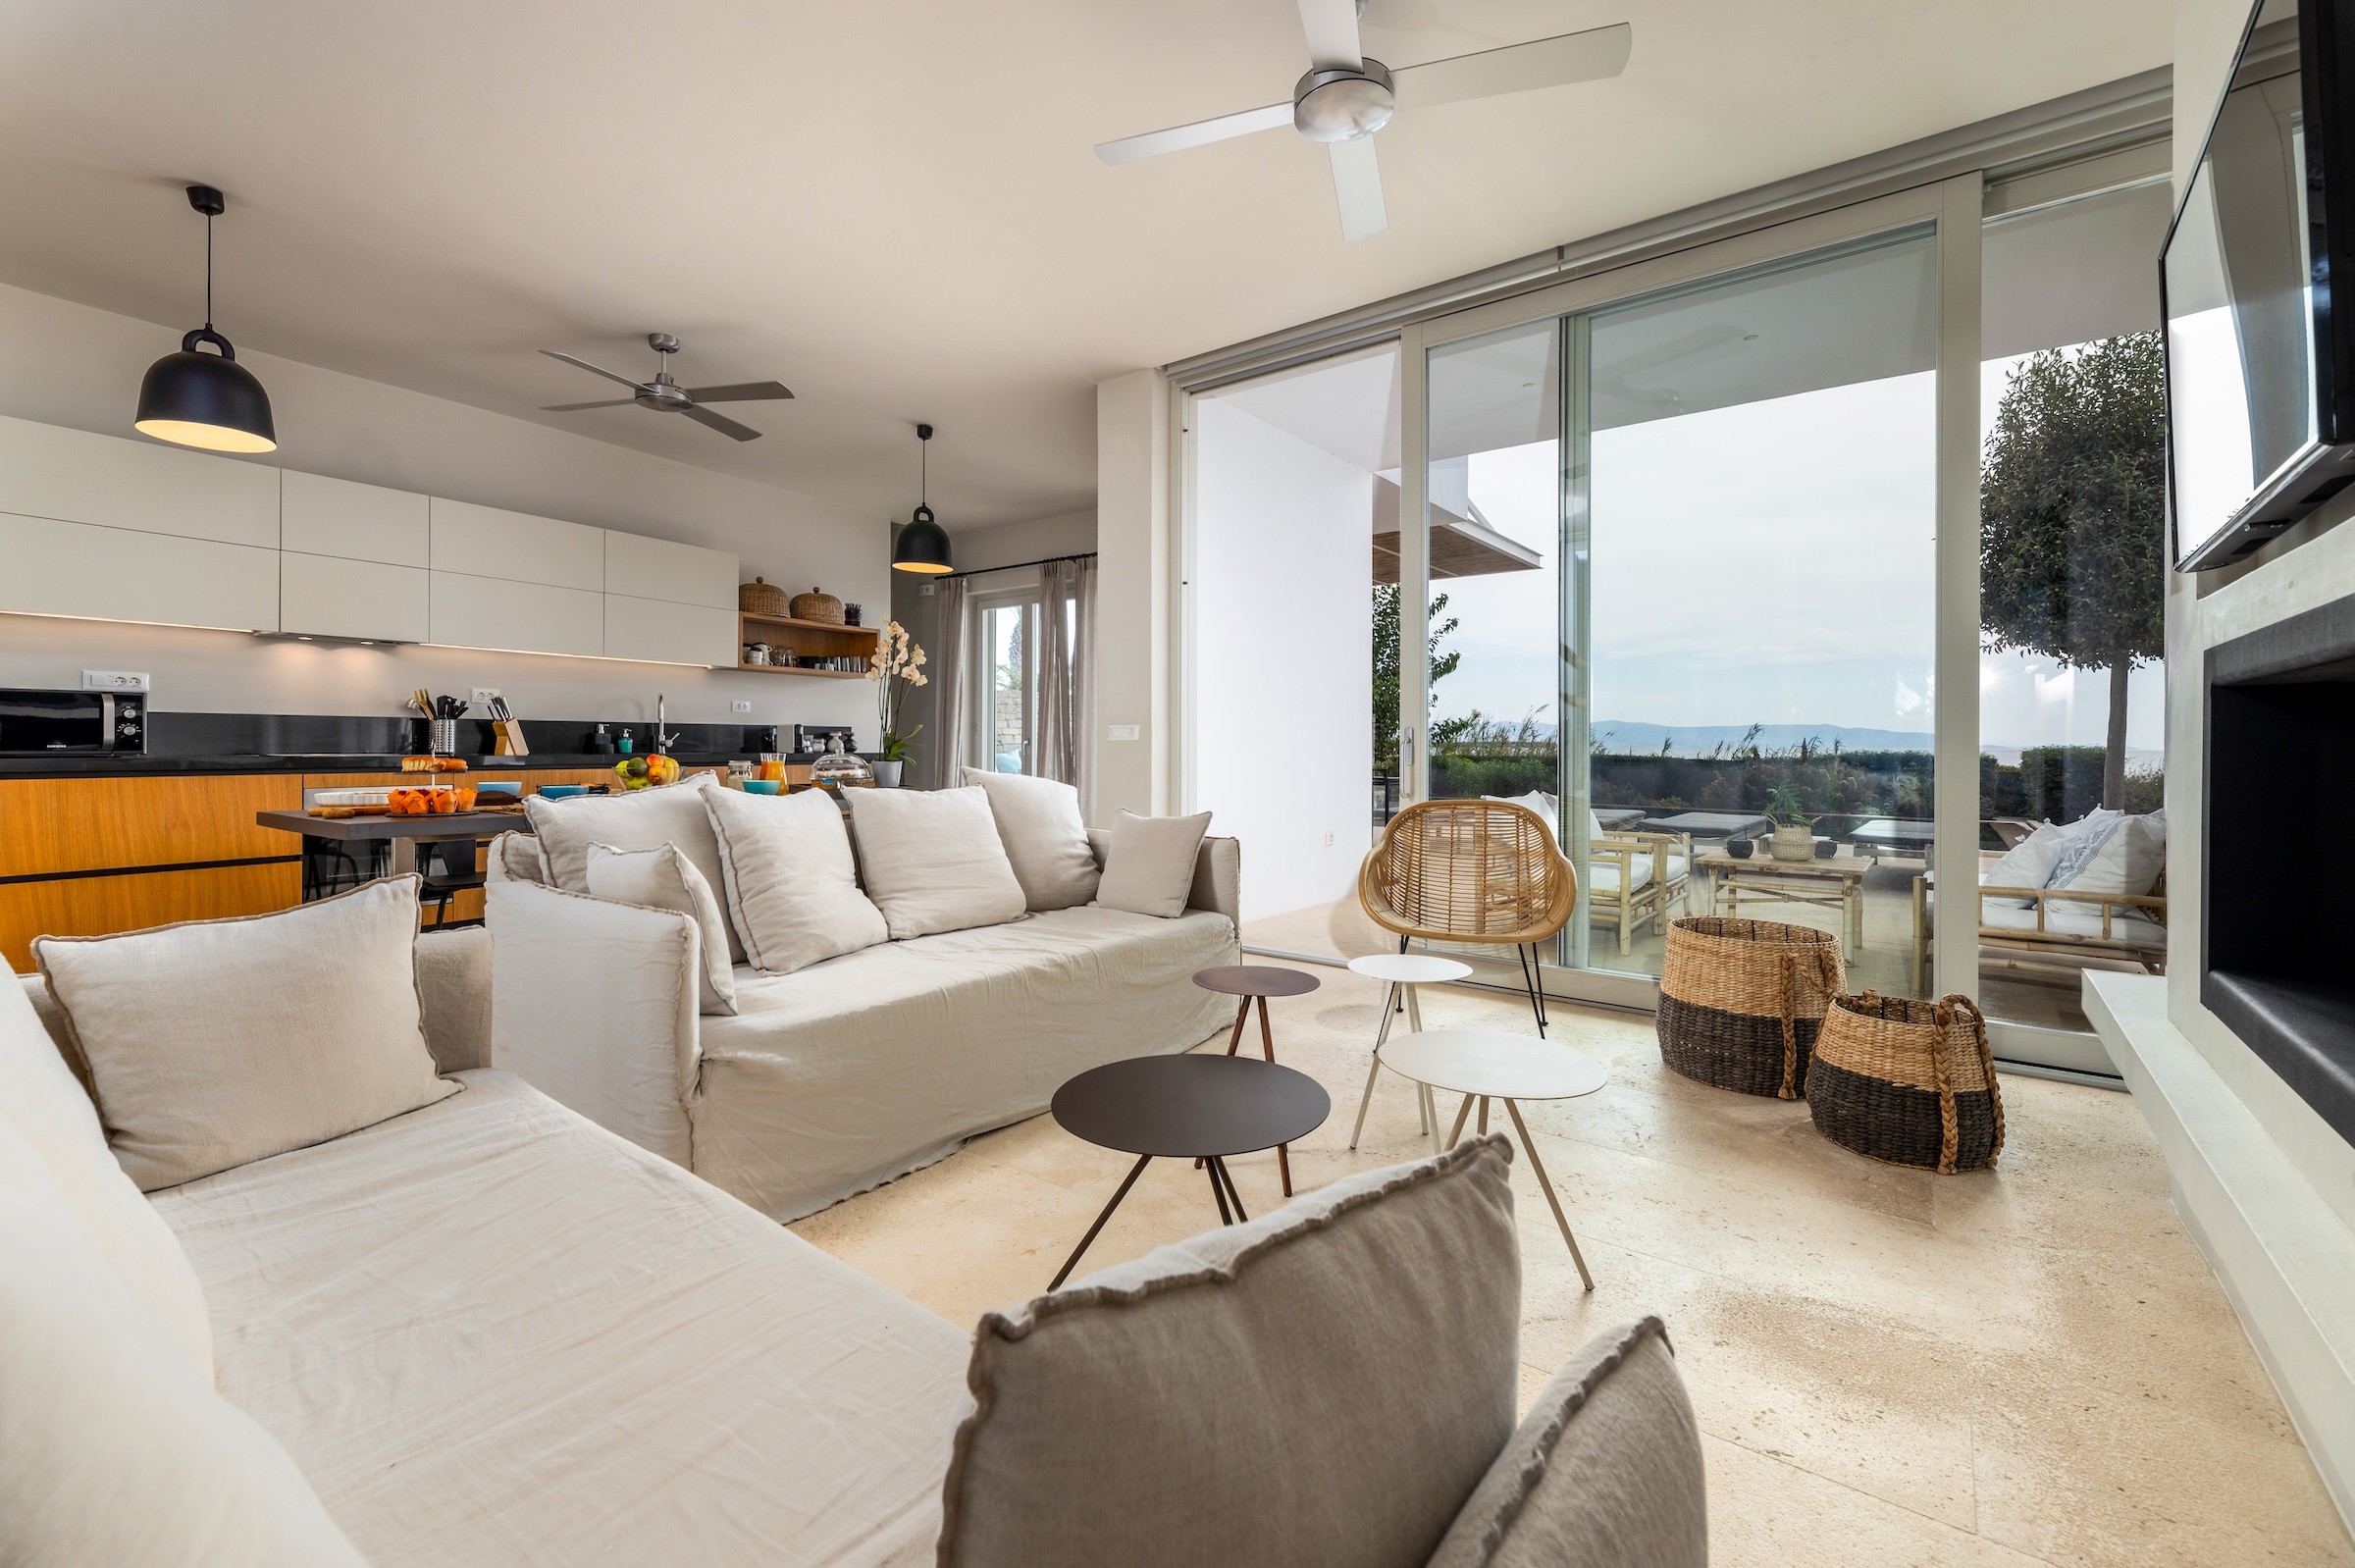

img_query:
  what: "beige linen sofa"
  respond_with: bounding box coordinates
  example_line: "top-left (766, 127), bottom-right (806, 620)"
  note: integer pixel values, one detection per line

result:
top-left (488, 830), bottom-right (1241, 1222)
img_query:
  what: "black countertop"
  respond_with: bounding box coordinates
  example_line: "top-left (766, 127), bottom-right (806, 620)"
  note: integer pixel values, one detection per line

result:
top-left (0, 751), bottom-right (770, 779)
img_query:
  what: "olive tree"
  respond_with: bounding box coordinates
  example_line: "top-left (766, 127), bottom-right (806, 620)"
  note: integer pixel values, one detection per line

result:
top-left (1980, 331), bottom-right (2167, 810)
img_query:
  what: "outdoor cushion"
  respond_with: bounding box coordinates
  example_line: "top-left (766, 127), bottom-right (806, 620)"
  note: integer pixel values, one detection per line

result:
top-left (962, 767), bottom-right (1101, 910)
top-left (704, 784), bottom-right (889, 975)
top-left (525, 774), bottom-right (743, 962)
top-left (846, 786), bottom-right (1027, 939)
top-left (587, 841), bottom-right (738, 1015)
top-left (936, 1136), bottom-right (1522, 1568)
top-left (1425, 1317), bottom-right (1705, 1568)
top-left (1094, 810), bottom-right (1213, 918)
top-left (2052, 810), bottom-right (2165, 899)
top-left (33, 876), bottom-right (457, 1192)
top-left (1588, 852), bottom-right (1689, 897)
top-left (1979, 820), bottom-right (2066, 908)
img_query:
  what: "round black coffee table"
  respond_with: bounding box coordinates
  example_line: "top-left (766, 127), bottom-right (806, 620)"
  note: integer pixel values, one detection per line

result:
top-left (1047, 1054), bottom-right (1331, 1289)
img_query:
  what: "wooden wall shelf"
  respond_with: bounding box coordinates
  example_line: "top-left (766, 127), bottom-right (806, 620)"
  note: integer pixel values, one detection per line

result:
top-left (736, 610), bottom-right (878, 677)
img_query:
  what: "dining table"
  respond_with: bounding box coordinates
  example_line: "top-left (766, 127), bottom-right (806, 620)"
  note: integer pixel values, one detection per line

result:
top-left (254, 808), bottom-right (533, 876)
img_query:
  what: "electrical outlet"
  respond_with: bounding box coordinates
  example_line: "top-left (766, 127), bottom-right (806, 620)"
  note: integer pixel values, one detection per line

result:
top-left (1323, 831), bottom-right (1335, 847)
top-left (1107, 723), bottom-right (1141, 741)
top-left (470, 688), bottom-right (501, 709)
top-left (731, 701), bottom-right (752, 714)
top-left (82, 670), bottom-right (149, 692)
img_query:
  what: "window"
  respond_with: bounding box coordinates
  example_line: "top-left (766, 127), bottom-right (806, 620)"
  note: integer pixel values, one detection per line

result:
top-left (972, 593), bottom-right (1037, 774)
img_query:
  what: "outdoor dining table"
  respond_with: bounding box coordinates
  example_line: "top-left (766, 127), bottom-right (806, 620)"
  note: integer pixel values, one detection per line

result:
top-left (254, 808), bottom-right (531, 876)
top-left (1639, 810), bottom-right (1771, 844)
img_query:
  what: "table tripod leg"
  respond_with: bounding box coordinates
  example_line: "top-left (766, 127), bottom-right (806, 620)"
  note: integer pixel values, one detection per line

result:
top-left (1211, 1156), bottom-right (1248, 1223)
top-left (1348, 1052), bottom-right (1383, 1151)
top-left (1258, 996), bottom-right (1292, 1195)
top-left (1051, 1154), bottom-right (1152, 1290)
top-left (1477, 1094), bottom-right (1491, 1136)
top-left (1206, 1156), bottom-right (1232, 1225)
top-left (1505, 1099), bottom-right (1593, 1291)
top-left (1446, 1093), bottom-right (1474, 1148)
top-left (1226, 997), bottom-right (1251, 1055)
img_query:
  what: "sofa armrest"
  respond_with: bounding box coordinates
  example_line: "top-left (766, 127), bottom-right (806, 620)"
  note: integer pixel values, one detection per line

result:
top-left (1086, 830), bottom-right (1241, 925)
top-left (486, 879), bottom-right (702, 1166)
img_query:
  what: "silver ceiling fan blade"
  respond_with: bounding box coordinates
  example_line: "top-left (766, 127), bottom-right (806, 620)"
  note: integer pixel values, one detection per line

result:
top-left (538, 349), bottom-right (650, 392)
top-left (541, 397), bottom-right (637, 412)
top-left (681, 404), bottom-right (762, 442)
top-left (1392, 24), bottom-right (1632, 112)
top-left (1329, 136), bottom-right (1387, 241)
top-left (683, 380), bottom-right (796, 402)
top-left (1295, 0), bottom-right (1364, 70)
top-left (1094, 102), bottom-right (1293, 165)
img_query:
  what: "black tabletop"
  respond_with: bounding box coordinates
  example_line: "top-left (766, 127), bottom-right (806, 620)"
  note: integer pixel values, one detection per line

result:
top-left (1192, 964), bottom-right (1323, 999)
top-left (1053, 1055), bottom-right (1331, 1159)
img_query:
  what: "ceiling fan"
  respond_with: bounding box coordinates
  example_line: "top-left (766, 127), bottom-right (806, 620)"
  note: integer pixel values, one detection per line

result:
top-left (538, 333), bottom-right (793, 443)
top-left (1095, 0), bottom-right (1631, 241)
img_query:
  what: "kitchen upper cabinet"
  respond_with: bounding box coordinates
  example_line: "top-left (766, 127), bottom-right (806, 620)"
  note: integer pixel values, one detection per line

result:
top-left (0, 512), bottom-right (279, 632)
top-left (603, 531), bottom-right (736, 609)
top-left (603, 595), bottom-right (737, 666)
top-left (281, 551), bottom-right (429, 643)
top-left (429, 570), bottom-right (603, 658)
top-left (282, 470), bottom-right (428, 567)
top-left (0, 413), bottom-right (280, 548)
top-left (429, 497), bottom-right (603, 592)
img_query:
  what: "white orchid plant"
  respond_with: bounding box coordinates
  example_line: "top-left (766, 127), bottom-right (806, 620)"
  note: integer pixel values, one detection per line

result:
top-left (866, 619), bottom-right (928, 761)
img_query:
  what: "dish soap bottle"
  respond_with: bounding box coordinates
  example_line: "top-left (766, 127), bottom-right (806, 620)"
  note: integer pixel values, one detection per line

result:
top-left (617, 727), bottom-right (635, 755)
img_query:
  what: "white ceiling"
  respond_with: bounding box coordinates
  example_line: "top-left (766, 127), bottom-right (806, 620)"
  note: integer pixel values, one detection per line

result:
top-left (0, 1), bottom-right (2168, 530)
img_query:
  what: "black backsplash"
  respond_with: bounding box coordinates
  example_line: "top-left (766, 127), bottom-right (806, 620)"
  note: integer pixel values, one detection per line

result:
top-left (141, 710), bottom-right (807, 761)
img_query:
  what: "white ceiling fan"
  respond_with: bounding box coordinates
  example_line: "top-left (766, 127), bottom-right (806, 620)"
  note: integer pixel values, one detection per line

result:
top-left (1094, 0), bottom-right (1631, 241)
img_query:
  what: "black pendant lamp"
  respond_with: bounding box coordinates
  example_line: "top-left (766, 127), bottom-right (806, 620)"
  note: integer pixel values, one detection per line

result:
top-left (890, 422), bottom-right (954, 574)
top-left (135, 185), bottom-right (276, 453)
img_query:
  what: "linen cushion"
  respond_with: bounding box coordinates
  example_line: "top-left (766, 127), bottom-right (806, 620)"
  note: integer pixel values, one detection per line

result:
top-left (1426, 1317), bottom-right (1706, 1568)
top-left (2053, 809), bottom-right (2166, 899)
top-left (1092, 810), bottom-right (1213, 918)
top-left (1486, 790), bottom-right (1581, 844)
top-left (961, 767), bottom-right (1101, 910)
top-left (33, 875), bottom-right (458, 1191)
top-left (414, 927), bottom-right (496, 1073)
top-left (0, 977), bottom-right (213, 1380)
top-left (2043, 807), bottom-right (2122, 887)
top-left (587, 841), bottom-right (739, 1015)
top-left (0, 1113), bottom-right (367, 1568)
top-left (704, 784), bottom-right (889, 974)
top-left (1979, 820), bottom-right (2066, 908)
top-left (847, 786), bottom-right (1026, 939)
top-left (524, 774), bottom-right (743, 962)
top-left (937, 1135), bottom-right (1522, 1568)
top-left (484, 829), bottom-right (548, 886)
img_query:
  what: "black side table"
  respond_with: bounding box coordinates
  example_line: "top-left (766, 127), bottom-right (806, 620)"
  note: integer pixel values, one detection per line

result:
top-left (1192, 964), bottom-right (1322, 1193)
top-left (1047, 1055), bottom-right (1330, 1290)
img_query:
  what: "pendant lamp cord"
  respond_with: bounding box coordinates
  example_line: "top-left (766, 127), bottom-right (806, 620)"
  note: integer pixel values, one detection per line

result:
top-left (920, 436), bottom-right (927, 506)
top-left (203, 209), bottom-right (214, 331)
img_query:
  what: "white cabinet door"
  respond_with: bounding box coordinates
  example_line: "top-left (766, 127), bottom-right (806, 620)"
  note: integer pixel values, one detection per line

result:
top-left (282, 471), bottom-right (428, 567)
top-left (0, 413), bottom-right (280, 548)
top-left (0, 513), bottom-right (279, 632)
top-left (602, 595), bottom-right (738, 666)
top-left (428, 497), bottom-right (603, 591)
top-left (429, 570), bottom-right (604, 657)
top-left (603, 531), bottom-right (737, 609)
top-left (281, 552), bottom-right (429, 643)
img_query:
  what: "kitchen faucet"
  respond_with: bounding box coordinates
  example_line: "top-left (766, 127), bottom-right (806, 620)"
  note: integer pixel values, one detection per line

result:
top-left (654, 694), bottom-right (681, 756)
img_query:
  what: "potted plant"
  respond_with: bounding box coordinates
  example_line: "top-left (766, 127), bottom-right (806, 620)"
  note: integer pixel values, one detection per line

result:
top-left (1762, 783), bottom-right (1816, 862)
top-left (865, 620), bottom-right (927, 787)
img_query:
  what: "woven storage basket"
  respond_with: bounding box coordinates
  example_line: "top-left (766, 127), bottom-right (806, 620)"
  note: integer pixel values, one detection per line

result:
top-left (739, 576), bottom-right (789, 616)
top-left (1656, 915), bottom-right (1845, 1098)
top-left (788, 585), bottom-right (845, 624)
top-left (1807, 992), bottom-right (2003, 1173)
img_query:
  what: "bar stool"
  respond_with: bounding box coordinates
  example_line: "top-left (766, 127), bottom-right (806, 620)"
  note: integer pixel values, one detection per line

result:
top-left (1345, 952), bottom-right (1473, 1150)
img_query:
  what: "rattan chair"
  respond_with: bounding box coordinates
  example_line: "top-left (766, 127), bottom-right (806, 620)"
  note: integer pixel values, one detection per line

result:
top-left (1358, 799), bottom-right (1578, 1034)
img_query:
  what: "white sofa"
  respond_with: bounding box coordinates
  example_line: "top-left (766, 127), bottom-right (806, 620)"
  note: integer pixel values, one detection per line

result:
top-left (488, 831), bottom-right (1242, 1222)
top-left (12, 930), bottom-right (974, 1567)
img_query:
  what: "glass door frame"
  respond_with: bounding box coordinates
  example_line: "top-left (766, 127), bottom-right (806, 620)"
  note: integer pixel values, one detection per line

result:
top-left (1394, 177), bottom-right (1992, 1025)
top-left (968, 586), bottom-right (1040, 775)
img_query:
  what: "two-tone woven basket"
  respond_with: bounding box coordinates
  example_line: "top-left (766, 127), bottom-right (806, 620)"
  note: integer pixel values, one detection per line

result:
top-left (1806, 992), bottom-right (2005, 1173)
top-left (1656, 916), bottom-right (1845, 1099)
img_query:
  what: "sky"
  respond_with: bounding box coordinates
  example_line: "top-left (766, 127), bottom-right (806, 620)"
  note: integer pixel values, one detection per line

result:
top-left (1425, 349), bottom-right (2166, 759)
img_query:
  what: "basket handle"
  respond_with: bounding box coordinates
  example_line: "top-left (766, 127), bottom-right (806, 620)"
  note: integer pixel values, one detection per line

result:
top-left (1775, 943), bottom-right (1844, 1099)
top-left (1927, 993), bottom-right (2002, 1171)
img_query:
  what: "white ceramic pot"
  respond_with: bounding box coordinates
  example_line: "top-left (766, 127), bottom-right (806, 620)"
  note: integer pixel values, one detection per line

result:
top-left (873, 759), bottom-right (905, 788)
top-left (1768, 824), bottom-right (1815, 862)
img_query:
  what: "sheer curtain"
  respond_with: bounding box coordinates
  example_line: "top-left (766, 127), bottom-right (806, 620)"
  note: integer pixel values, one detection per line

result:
top-left (926, 576), bottom-right (969, 790)
top-left (1037, 556), bottom-right (1097, 810)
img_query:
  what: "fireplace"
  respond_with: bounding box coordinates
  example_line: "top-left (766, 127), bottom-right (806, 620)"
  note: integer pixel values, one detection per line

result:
top-left (2204, 595), bottom-right (2355, 1146)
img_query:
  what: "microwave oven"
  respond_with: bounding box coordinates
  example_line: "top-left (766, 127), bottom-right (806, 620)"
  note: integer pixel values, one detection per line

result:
top-left (0, 688), bottom-right (146, 755)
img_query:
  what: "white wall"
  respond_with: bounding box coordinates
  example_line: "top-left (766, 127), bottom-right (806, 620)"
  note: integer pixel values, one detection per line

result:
top-left (0, 280), bottom-right (889, 738)
top-left (1094, 369), bottom-right (1170, 821)
top-left (1190, 397), bottom-right (1373, 921)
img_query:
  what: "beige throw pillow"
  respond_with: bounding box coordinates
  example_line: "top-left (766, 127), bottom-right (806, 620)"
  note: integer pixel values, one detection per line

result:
top-left (1425, 1318), bottom-right (1705, 1568)
top-left (524, 774), bottom-right (743, 962)
top-left (846, 786), bottom-right (1027, 938)
top-left (1092, 810), bottom-right (1211, 918)
top-left (0, 1115), bottom-right (367, 1566)
top-left (703, 784), bottom-right (889, 974)
top-left (0, 978), bottom-right (214, 1380)
top-left (960, 768), bottom-right (1101, 910)
top-left (937, 1136), bottom-right (1523, 1568)
top-left (586, 841), bottom-right (739, 1015)
top-left (33, 876), bottom-right (458, 1192)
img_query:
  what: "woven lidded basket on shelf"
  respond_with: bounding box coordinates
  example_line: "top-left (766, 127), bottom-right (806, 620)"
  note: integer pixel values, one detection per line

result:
top-left (1656, 916), bottom-right (1845, 1098)
top-left (739, 576), bottom-right (789, 616)
top-left (788, 585), bottom-right (845, 624)
top-left (1807, 992), bottom-right (2004, 1173)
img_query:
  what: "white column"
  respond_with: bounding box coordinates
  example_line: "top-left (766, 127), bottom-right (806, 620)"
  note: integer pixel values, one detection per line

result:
top-left (1093, 368), bottom-right (1172, 822)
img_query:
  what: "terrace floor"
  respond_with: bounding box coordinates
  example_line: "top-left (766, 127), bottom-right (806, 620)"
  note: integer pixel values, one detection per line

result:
top-left (793, 965), bottom-right (2350, 1568)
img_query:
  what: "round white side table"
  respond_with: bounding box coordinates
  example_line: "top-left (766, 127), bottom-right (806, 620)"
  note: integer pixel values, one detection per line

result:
top-left (1377, 1027), bottom-right (1607, 1291)
top-left (1344, 953), bottom-right (1474, 1151)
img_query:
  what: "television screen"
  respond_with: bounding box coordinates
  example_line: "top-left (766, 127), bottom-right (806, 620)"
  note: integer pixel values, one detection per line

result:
top-left (2165, 4), bottom-right (2324, 566)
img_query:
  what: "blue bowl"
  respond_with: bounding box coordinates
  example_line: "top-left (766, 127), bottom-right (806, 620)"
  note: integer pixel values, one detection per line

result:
top-left (741, 779), bottom-right (783, 796)
top-left (537, 783), bottom-right (590, 799)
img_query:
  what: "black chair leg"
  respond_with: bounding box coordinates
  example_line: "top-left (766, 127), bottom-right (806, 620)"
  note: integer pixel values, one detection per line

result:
top-left (1518, 942), bottom-right (1549, 1036)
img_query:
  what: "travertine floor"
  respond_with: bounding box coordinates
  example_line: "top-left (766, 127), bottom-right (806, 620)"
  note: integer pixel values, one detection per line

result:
top-left (791, 962), bottom-right (2354, 1568)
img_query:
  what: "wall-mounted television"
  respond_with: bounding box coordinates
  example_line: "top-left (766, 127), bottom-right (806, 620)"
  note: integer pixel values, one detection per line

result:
top-left (2166, 0), bottom-right (2355, 570)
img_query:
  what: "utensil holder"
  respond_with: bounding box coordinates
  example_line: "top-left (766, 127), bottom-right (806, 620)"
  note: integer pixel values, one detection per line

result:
top-left (429, 719), bottom-right (458, 756)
